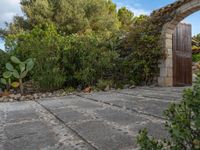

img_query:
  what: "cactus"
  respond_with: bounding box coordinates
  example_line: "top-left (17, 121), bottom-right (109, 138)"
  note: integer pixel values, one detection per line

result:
top-left (5, 56), bottom-right (34, 94)
top-left (0, 71), bottom-right (12, 91)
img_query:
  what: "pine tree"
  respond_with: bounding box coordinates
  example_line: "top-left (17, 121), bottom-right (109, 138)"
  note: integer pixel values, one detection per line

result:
top-left (2, 0), bottom-right (120, 36)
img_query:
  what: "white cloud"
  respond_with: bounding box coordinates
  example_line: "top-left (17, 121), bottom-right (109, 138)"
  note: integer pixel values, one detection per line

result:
top-left (0, 0), bottom-right (22, 28)
top-left (7, 0), bottom-right (20, 5)
top-left (116, 2), bottom-right (150, 16)
top-left (128, 7), bottom-right (150, 16)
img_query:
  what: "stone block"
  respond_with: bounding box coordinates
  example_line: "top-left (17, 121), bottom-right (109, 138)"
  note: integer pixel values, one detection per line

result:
top-left (158, 77), bottom-right (165, 86)
top-left (167, 67), bottom-right (173, 77)
top-left (165, 57), bottom-right (173, 67)
top-left (160, 68), bottom-right (167, 77)
top-left (165, 77), bottom-right (173, 86)
top-left (165, 39), bottom-right (172, 49)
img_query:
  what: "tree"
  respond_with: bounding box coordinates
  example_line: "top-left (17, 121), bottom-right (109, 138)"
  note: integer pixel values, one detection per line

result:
top-left (2, 0), bottom-right (120, 37)
top-left (118, 7), bottom-right (134, 31)
top-left (193, 34), bottom-right (200, 43)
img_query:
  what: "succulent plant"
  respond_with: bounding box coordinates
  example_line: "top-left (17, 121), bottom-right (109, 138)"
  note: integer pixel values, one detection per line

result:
top-left (0, 71), bottom-right (12, 91)
top-left (5, 56), bottom-right (34, 94)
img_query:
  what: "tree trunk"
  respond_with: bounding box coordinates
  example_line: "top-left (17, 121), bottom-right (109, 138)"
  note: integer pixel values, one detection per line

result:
top-left (19, 78), bottom-right (24, 94)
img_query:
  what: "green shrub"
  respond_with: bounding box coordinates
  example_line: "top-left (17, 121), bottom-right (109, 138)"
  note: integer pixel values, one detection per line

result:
top-left (4, 14), bottom-right (165, 90)
top-left (62, 33), bottom-right (119, 87)
top-left (33, 62), bottom-right (66, 91)
top-left (5, 25), bottom-right (119, 90)
top-left (96, 79), bottom-right (113, 91)
top-left (137, 74), bottom-right (200, 150)
top-left (122, 15), bottom-right (162, 85)
top-left (193, 53), bottom-right (200, 62)
top-left (0, 50), bottom-right (10, 89)
top-left (0, 50), bottom-right (9, 73)
top-left (5, 24), bottom-right (65, 91)
top-left (64, 87), bottom-right (75, 93)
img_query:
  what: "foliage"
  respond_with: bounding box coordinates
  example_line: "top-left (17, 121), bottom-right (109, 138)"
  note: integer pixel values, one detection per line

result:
top-left (137, 74), bottom-right (200, 150)
top-left (5, 24), bottom-right (118, 90)
top-left (4, 56), bottom-right (34, 94)
top-left (3, 1), bottom-right (164, 90)
top-left (193, 34), bottom-right (200, 43)
top-left (0, 53), bottom-right (20, 91)
top-left (64, 87), bottom-right (75, 93)
top-left (62, 33), bottom-right (119, 87)
top-left (137, 129), bottom-right (164, 150)
top-left (6, 24), bottom-right (65, 91)
top-left (193, 53), bottom-right (200, 62)
top-left (121, 15), bottom-right (162, 85)
top-left (96, 79), bottom-right (113, 91)
top-left (0, 50), bottom-right (9, 78)
top-left (2, 0), bottom-right (120, 37)
top-left (0, 71), bottom-right (12, 91)
top-left (192, 34), bottom-right (200, 62)
top-left (118, 7), bottom-right (134, 32)
top-left (35, 65), bottom-right (66, 91)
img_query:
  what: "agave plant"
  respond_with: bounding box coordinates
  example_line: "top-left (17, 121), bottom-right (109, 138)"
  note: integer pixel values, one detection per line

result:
top-left (5, 56), bottom-right (34, 94)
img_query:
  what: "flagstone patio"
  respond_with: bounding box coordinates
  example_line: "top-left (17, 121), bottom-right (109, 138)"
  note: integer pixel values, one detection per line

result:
top-left (0, 87), bottom-right (188, 150)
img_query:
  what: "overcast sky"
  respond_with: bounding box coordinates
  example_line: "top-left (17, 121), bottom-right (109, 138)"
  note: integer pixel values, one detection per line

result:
top-left (0, 0), bottom-right (22, 28)
top-left (1, 0), bottom-right (200, 50)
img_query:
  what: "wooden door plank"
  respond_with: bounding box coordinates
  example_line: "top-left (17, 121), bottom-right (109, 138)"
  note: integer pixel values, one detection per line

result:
top-left (173, 23), bottom-right (192, 86)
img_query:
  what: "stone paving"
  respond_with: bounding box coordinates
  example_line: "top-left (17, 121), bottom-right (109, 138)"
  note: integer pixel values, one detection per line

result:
top-left (0, 87), bottom-right (189, 150)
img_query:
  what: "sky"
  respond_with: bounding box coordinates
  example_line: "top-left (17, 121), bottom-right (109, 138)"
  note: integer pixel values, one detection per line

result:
top-left (0, 0), bottom-right (200, 50)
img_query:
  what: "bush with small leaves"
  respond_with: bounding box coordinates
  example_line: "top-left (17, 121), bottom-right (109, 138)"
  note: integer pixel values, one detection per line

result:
top-left (96, 79), bottom-right (113, 91)
top-left (137, 74), bottom-right (200, 150)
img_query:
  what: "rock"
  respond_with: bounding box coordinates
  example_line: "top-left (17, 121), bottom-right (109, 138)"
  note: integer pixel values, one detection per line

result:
top-left (33, 93), bottom-right (39, 99)
top-left (104, 85), bottom-right (110, 91)
top-left (20, 96), bottom-right (25, 101)
top-left (123, 84), bottom-right (130, 89)
top-left (25, 95), bottom-right (34, 100)
top-left (48, 93), bottom-right (52, 97)
top-left (47, 92), bottom-right (54, 97)
top-left (61, 92), bottom-right (66, 96)
top-left (129, 85), bottom-right (136, 89)
top-left (197, 64), bottom-right (200, 69)
top-left (193, 74), bottom-right (197, 82)
top-left (9, 98), bottom-right (14, 102)
top-left (41, 94), bottom-right (46, 98)
top-left (0, 96), bottom-right (8, 102)
top-left (83, 87), bottom-right (92, 93)
top-left (77, 85), bottom-right (83, 92)
top-left (9, 94), bottom-right (21, 100)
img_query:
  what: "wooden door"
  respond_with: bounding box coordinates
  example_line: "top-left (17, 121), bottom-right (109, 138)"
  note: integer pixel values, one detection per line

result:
top-left (173, 23), bottom-right (192, 86)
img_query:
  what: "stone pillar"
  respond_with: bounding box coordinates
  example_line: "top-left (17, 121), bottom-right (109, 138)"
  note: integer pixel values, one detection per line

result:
top-left (158, 32), bottom-right (173, 86)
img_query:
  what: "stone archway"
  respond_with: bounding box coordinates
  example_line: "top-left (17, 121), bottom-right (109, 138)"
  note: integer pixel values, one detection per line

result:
top-left (153, 0), bottom-right (200, 86)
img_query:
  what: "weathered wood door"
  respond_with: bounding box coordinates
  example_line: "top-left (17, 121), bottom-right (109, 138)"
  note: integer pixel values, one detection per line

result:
top-left (173, 23), bottom-right (192, 86)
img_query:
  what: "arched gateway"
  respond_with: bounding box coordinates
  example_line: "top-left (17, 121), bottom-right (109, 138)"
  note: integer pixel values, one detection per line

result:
top-left (152, 0), bottom-right (200, 86)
